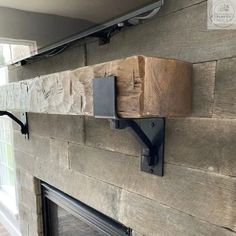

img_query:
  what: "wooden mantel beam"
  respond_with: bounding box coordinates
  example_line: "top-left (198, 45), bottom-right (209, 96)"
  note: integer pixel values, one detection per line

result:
top-left (0, 56), bottom-right (192, 118)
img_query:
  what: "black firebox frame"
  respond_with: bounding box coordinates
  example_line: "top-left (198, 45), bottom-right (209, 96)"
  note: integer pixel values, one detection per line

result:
top-left (41, 182), bottom-right (132, 236)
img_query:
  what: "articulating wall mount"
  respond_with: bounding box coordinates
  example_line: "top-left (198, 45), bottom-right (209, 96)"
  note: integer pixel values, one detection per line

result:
top-left (93, 76), bottom-right (165, 176)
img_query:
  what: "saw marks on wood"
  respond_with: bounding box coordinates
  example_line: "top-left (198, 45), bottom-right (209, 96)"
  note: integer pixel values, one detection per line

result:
top-left (0, 56), bottom-right (192, 118)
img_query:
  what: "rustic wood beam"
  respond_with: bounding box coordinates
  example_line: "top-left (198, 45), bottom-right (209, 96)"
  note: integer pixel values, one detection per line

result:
top-left (0, 56), bottom-right (192, 118)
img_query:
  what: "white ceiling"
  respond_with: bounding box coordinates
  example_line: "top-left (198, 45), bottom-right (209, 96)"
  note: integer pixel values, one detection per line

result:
top-left (0, 0), bottom-right (155, 22)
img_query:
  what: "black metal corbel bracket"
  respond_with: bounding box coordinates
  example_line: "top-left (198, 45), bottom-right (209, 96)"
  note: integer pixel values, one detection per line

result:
top-left (93, 76), bottom-right (165, 176)
top-left (0, 111), bottom-right (29, 139)
top-left (110, 118), bottom-right (165, 176)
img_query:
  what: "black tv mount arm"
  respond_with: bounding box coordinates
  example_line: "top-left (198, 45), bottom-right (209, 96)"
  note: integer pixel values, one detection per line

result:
top-left (92, 7), bottom-right (162, 45)
top-left (18, 1), bottom-right (164, 65)
top-left (0, 111), bottom-right (29, 139)
top-left (93, 76), bottom-right (165, 176)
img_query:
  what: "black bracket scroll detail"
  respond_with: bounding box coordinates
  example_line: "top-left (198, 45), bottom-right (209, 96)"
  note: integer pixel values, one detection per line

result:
top-left (110, 118), bottom-right (165, 176)
top-left (0, 111), bottom-right (29, 139)
top-left (93, 76), bottom-right (165, 176)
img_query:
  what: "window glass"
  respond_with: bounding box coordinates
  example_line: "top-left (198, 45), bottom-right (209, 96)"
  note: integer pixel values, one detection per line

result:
top-left (50, 202), bottom-right (106, 236)
top-left (0, 63), bottom-right (17, 214)
top-left (0, 40), bottom-right (37, 67)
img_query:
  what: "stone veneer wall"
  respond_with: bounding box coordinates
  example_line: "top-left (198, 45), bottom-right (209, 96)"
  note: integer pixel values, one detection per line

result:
top-left (6, 1), bottom-right (236, 235)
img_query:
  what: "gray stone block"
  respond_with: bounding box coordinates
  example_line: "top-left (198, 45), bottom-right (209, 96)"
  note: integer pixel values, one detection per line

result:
top-left (33, 156), bottom-right (122, 220)
top-left (192, 62), bottom-right (216, 117)
top-left (18, 187), bottom-right (41, 215)
top-left (14, 131), bottom-right (50, 159)
top-left (18, 203), bottom-right (42, 236)
top-left (85, 117), bottom-right (140, 156)
top-left (213, 58), bottom-right (236, 118)
top-left (165, 118), bottom-right (236, 176)
top-left (16, 168), bottom-right (40, 194)
top-left (69, 143), bottom-right (236, 231)
top-left (28, 113), bottom-right (84, 144)
top-left (14, 150), bottom-right (35, 173)
top-left (84, 116), bottom-right (236, 177)
top-left (158, 0), bottom-right (204, 17)
top-left (119, 190), bottom-right (236, 236)
top-left (50, 138), bottom-right (69, 169)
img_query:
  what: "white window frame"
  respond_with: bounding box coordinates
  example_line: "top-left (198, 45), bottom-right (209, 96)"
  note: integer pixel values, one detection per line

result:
top-left (0, 37), bottom-right (37, 66)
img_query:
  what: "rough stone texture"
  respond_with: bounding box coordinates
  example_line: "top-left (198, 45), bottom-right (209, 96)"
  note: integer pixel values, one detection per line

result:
top-left (14, 141), bottom-right (236, 235)
top-left (14, 150), bottom-right (35, 173)
top-left (132, 231), bottom-right (144, 236)
top-left (18, 187), bottom-right (41, 215)
top-left (119, 190), bottom-right (236, 236)
top-left (13, 131), bottom-right (50, 159)
top-left (16, 175), bottom-right (42, 236)
top-left (213, 58), bottom-right (236, 119)
top-left (69, 143), bottom-right (236, 231)
top-left (158, 0), bottom-right (206, 17)
top-left (28, 113), bottom-right (84, 144)
top-left (85, 117), bottom-right (140, 156)
top-left (18, 202), bottom-right (42, 236)
top-left (13, 133), bottom-right (121, 220)
top-left (165, 118), bottom-right (236, 176)
top-left (191, 62), bottom-right (216, 117)
top-left (1, 56), bottom-right (192, 118)
top-left (34, 158), bottom-right (122, 221)
top-left (16, 168), bottom-right (41, 194)
top-left (50, 138), bottom-right (69, 169)
top-left (85, 116), bottom-right (236, 177)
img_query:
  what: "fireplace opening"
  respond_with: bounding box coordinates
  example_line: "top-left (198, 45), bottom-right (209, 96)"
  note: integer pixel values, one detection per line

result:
top-left (41, 182), bottom-right (132, 236)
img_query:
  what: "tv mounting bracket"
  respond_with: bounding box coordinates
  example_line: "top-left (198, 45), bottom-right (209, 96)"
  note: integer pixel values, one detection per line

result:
top-left (93, 7), bottom-right (162, 45)
top-left (0, 111), bottom-right (29, 139)
top-left (93, 76), bottom-right (165, 176)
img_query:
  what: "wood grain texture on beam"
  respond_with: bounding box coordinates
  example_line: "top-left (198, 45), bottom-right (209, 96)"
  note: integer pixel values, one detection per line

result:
top-left (0, 56), bottom-right (192, 118)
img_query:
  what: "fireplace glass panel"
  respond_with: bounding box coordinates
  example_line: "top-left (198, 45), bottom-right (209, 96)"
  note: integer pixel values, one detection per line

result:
top-left (42, 183), bottom-right (132, 236)
top-left (49, 201), bottom-right (107, 236)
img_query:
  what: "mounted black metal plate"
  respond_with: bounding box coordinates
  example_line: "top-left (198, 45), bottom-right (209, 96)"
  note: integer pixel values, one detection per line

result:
top-left (139, 118), bottom-right (165, 176)
top-left (93, 75), bottom-right (165, 176)
top-left (110, 118), bottom-right (165, 176)
top-left (93, 76), bottom-right (117, 119)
